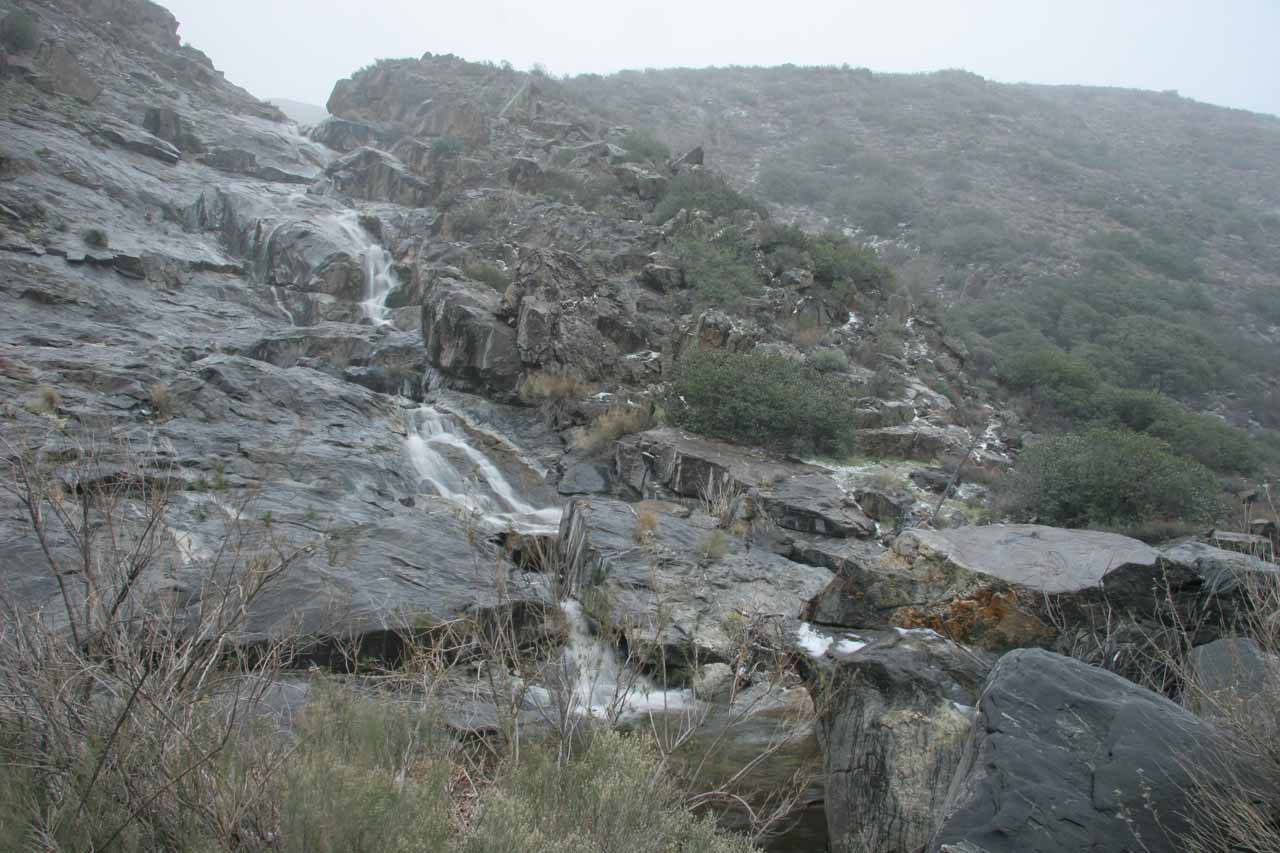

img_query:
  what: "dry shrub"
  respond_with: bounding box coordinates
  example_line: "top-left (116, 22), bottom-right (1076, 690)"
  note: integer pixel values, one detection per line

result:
top-left (574, 403), bottom-right (656, 454)
top-left (27, 384), bottom-right (60, 415)
top-left (147, 382), bottom-right (175, 419)
top-left (698, 529), bottom-right (730, 563)
top-left (700, 475), bottom-right (743, 529)
top-left (1173, 572), bottom-right (1280, 852)
top-left (634, 509), bottom-right (659, 543)
top-left (519, 371), bottom-right (593, 404)
top-left (0, 432), bottom-right (302, 850)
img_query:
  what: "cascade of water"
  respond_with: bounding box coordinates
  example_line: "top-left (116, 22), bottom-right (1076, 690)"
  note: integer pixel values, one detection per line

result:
top-left (333, 211), bottom-right (396, 326)
top-left (403, 406), bottom-right (561, 532)
top-left (558, 599), bottom-right (692, 719)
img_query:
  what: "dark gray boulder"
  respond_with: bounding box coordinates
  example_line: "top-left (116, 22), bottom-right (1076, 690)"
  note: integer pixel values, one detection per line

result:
top-left (421, 275), bottom-right (521, 394)
top-left (929, 648), bottom-right (1212, 853)
top-left (558, 462), bottom-right (611, 496)
top-left (801, 632), bottom-right (992, 853)
top-left (325, 146), bottom-right (436, 207)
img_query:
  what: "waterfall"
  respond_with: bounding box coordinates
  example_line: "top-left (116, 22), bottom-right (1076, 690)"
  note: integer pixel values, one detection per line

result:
top-left (403, 406), bottom-right (561, 533)
top-left (558, 599), bottom-right (693, 719)
top-left (333, 211), bottom-right (397, 326)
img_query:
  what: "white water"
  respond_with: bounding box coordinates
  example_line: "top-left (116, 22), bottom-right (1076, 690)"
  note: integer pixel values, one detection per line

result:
top-left (559, 600), bottom-right (693, 719)
top-left (403, 406), bottom-right (561, 533)
top-left (334, 211), bottom-right (397, 326)
top-left (402, 407), bottom-right (687, 720)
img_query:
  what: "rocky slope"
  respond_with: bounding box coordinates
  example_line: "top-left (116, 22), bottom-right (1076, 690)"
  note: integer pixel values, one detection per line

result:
top-left (1, 3), bottom-right (1276, 851)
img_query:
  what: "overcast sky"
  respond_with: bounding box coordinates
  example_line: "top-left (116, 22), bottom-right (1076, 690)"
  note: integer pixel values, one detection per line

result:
top-left (161, 0), bottom-right (1280, 118)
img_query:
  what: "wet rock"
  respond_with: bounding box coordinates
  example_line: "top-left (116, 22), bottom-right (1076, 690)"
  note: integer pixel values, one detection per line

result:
top-left (850, 486), bottom-right (912, 528)
top-left (691, 662), bottom-right (735, 701)
top-left (309, 116), bottom-right (383, 152)
top-left (31, 40), bottom-right (102, 102)
top-left (96, 119), bottom-right (180, 164)
top-left (641, 262), bottom-right (683, 292)
top-left (325, 147), bottom-right (436, 207)
top-left (805, 525), bottom-right (1168, 651)
top-left (855, 424), bottom-right (964, 462)
top-left (669, 145), bottom-right (704, 173)
top-left (508, 156), bottom-right (543, 189)
top-left (557, 497), bottom-right (831, 677)
top-left (616, 428), bottom-right (875, 538)
top-left (909, 468), bottom-right (956, 494)
top-left (800, 632), bottom-right (992, 853)
top-left (143, 106), bottom-right (203, 153)
top-left (929, 648), bottom-right (1212, 853)
top-left (421, 275), bottom-right (521, 394)
top-left (558, 461), bottom-right (611, 496)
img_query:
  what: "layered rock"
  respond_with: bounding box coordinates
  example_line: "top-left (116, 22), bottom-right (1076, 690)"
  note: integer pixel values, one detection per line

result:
top-left (557, 497), bottom-right (831, 677)
top-left (801, 632), bottom-right (992, 853)
top-left (615, 428), bottom-right (876, 538)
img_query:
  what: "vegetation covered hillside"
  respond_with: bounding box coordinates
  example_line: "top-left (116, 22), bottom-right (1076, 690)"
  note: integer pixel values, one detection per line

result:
top-left (558, 66), bottom-right (1280, 423)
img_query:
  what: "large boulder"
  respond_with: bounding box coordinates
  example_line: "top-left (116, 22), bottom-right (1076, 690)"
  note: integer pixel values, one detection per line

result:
top-left (615, 428), bottom-right (875, 539)
top-left (557, 497), bottom-right (831, 678)
top-left (1186, 637), bottom-right (1277, 721)
top-left (421, 275), bottom-right (521, 394)
top-left (801, 632), bottom-right (992, 853)
top-left (325, 147), bottom-right (436, 207)
top-left (806, 525), bottom-right (1154, 648)
top-left (310, 117), bottom-right (385, 152)
top-left (929, 648), bottom-right (1213, 853)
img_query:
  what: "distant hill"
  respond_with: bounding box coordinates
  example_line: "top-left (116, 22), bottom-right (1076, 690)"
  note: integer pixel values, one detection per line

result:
top-left (268, 98), bottom-right (328, 127)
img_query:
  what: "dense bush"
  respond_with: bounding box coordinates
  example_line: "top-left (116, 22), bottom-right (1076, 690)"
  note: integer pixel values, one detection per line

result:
top-left (461, 729), bottom-right (751, 853)
top-left (1008, 426), bottom-right (1221, 528)
top-left (666, 349), bottom-right (858, 456)
top-left (620, 129), bottom-right (671, 164)
top-left (672, 234), bottom-right (760, 308)
top-left (652, 170), bottom-right (765, 225)
top-left (810, 348), bottom-right (850, 373)
top-left (1094, 387), bottom-right (1256, 473)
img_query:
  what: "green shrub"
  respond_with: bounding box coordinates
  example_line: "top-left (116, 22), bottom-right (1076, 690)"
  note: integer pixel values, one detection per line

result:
top-left (620, 129), bottom-right (671, 163)
top-left (672, 234), bottom-right (760, 309)
top-left (1009, 426), bottom-right (1221, 528)
top-left (810, 348), bottom-right (850, 373)
top-left (463, 259), bottom-right (511, 291)
top-left (1093, 387), bottom-right (1255, 474)
top-left (431, 135), bottom-right (465, 159)
top-left (809, 232), bottom-right (894, 300)
top-left (81, 227), bottom-right (109, 249)
top-left (651, 170), bottom-right (765, 224)
top-left (1, 11), bottom-right (37, 51)
top-left (997, 343), bottom-right (1102, 419)
top-left (460, 729), bottom-right (752, 853)
top-left (276, 685), bottom-right (452, 853)
top-left (1091, 315), bottom-right (1223, 398)
top-left (666, 349), bottom-right (858, 456)
top-left (1245, 288), bottom-right (1280, 325)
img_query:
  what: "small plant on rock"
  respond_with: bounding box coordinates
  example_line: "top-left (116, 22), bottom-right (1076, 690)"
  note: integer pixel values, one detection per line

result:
top-left (81, 227), bottom-right (109, 249)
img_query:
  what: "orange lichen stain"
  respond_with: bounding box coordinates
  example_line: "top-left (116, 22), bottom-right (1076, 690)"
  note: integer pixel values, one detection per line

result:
top-left (895, 589), bottom-right (1048, 649)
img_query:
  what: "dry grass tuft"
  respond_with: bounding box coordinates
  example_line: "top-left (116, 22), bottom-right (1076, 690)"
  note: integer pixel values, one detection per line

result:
top-left (574, 403), bottom-right (656, 454)
top-left (519, 371), bottom-right (593, 404)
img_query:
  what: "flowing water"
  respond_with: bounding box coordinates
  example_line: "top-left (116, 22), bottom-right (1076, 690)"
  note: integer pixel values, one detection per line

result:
top-left (333, 211), bottom-right (397, 325)
top-left (398, 403), bottom-right (823, 849)
top-left (403, 405), bottom-right (561, 533)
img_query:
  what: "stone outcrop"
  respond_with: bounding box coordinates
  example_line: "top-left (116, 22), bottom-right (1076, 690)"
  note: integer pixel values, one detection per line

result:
top-left (557, 497), bottom-right (831, 676)
top-left (325, 146), bottom-right (437, 207)
top-left (421, 275), bottom-right (521, 393)
top-left (615, 428), bottom-right (876, 538)
top-left (808, 525), bottom-right (1166, 650)
top-left (801, 632), bottom-right (992, 853)
top-left (929, 648), bottom-right (1212, 853)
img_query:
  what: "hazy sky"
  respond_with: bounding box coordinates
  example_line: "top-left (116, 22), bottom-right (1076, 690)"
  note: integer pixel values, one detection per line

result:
top-left (162, 0), bottom-right (1280, 117)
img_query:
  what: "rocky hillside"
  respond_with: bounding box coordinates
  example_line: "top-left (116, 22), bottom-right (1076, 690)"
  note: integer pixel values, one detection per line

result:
top-left (2, 2), bottom-right (1279, 851)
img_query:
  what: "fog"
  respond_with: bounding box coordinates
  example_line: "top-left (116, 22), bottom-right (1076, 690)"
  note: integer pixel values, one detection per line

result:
top-left (161, 0), bottom-right (1280, 117)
